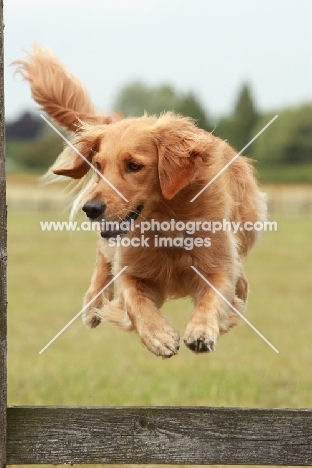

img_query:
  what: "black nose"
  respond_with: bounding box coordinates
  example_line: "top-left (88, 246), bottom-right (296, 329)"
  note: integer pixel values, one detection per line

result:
top-left (82, 200), bottom-right (105, 219)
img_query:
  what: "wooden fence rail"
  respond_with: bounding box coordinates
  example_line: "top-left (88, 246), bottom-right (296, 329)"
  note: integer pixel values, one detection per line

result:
top-left (6, 406), bottom-right (312, 465)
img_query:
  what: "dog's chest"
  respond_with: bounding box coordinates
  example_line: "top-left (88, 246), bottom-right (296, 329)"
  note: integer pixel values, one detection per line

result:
top-left (120, 242), bottom-right (195, 297)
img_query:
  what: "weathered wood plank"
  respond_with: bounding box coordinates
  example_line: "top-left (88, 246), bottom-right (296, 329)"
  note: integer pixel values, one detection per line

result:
top-left (7, 406), bottom-right (312, 465)
top-left (0, 2), bottom-right (7, 467)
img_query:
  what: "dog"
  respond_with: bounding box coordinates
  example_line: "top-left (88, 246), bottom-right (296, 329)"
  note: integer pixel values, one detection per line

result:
top-left (14, 46), bottom-right (266, 357)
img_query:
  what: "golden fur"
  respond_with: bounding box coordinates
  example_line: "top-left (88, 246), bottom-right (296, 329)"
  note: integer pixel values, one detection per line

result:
top-left (14, 46), bottom-right (266, 357)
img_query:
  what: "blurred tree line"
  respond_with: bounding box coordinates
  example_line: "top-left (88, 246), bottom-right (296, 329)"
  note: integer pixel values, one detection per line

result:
top-left (6, 82), bottom-right (312, 182)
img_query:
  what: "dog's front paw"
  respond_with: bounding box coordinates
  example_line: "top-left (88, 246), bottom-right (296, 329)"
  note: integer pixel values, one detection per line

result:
top-left (183, 320), bottom-right (219, 353)
top-left (82, 288), bottom-right (105, 329)
top-left (139, 318), bottom-right (180, 358)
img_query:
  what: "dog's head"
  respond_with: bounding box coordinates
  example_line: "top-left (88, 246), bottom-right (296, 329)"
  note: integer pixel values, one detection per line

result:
top-left (51, 113), bottom-right (215, 236)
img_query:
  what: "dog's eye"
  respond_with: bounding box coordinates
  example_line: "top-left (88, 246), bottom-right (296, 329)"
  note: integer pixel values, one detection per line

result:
top-left (126, 161), bottom-right (143, 173)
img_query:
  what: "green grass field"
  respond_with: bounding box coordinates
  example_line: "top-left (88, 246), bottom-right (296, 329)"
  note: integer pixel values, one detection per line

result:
top-left (256, 163), bottom-right (312, 184)
top-left (7, 209), bottom-right (312, 468)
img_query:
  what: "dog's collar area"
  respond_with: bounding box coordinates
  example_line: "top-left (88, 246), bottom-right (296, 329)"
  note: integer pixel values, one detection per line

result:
top-left (100, 205), bottom-right (143, 239)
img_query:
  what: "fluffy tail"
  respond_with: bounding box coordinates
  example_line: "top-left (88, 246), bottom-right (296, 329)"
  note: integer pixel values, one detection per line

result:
top-left (13, 45), bottom-right (122, 132)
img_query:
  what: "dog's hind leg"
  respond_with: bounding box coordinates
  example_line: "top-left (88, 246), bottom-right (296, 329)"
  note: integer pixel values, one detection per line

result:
top-left (97, 298), bottom-right (135, 332)
top-left (235, 269), bottom-right (249, 303)
top-left (219, 268), bottom-right (249, 333)
top-left (225, 267), bottom-right (249, 331)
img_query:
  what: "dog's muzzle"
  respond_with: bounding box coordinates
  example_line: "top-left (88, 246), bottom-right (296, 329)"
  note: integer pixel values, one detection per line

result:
top-left (100, 205), bottom-right (143, 239)
top-left (82, 200), bottom-right (106, 219)
top-left (82, 201), bottom-right (144, 239)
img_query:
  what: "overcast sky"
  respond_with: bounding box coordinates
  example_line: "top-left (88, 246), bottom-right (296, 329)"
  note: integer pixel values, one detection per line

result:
top-left (4, 0), bottom-right (312, 122)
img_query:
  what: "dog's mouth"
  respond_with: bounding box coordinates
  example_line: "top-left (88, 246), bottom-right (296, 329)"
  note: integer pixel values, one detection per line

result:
top-left (100, 205), bottom-right (144, 239)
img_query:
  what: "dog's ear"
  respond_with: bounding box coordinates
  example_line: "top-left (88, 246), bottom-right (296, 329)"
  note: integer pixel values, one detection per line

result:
top-left (158, 148), bottom-right (204, 200)
top-left (52, 127), bottom-right (103, 179)
top-left (153, 114), bottom-right (210, 200)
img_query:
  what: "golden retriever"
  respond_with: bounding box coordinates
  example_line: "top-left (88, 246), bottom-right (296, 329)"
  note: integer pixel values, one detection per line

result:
top-left (14, 46), bottom-right (266, 357)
